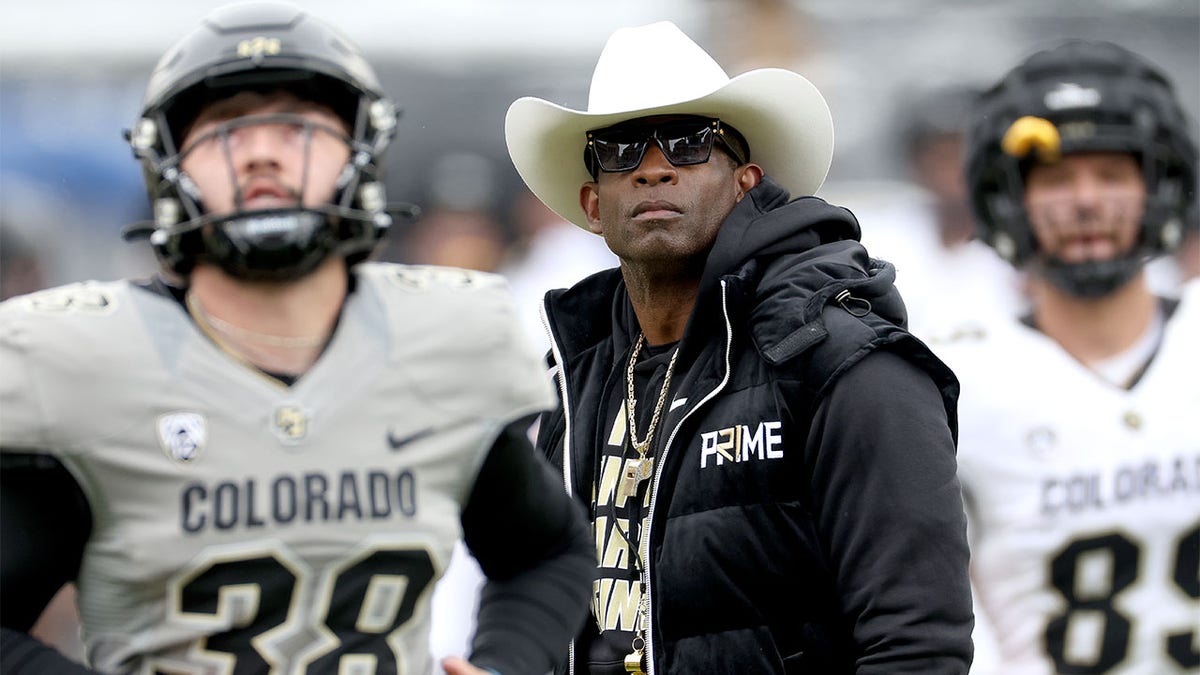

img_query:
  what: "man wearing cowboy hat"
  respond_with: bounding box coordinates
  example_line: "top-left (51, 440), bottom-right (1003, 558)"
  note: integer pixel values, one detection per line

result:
top-left (505, 21), bottom-right (973, 675)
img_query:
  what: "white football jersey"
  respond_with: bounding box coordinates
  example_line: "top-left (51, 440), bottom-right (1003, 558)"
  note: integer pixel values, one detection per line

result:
top-left (936, 280), bottom-right (1200, 675)
top-left (0, 263), bottom-right (555, 675)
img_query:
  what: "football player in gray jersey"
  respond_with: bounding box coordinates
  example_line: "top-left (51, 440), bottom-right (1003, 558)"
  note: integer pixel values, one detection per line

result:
top-left (0, 2), bottom-right (592, 674)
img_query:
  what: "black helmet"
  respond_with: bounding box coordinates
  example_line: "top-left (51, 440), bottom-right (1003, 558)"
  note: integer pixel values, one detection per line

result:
top-left (965, 40), bottom-right (1198, 297)
top-left (125, 0), bottom-right (401, 280)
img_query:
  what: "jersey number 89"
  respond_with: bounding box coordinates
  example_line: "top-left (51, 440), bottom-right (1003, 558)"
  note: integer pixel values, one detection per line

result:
top-left (1045, 523), bottom-right (1199, 673)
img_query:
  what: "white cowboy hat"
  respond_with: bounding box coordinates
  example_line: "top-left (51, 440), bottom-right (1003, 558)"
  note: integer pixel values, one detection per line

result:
top-left (505, 20), bottom-right (834, 231)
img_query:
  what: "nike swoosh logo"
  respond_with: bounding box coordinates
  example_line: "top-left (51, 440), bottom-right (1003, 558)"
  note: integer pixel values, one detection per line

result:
top-left (387, 427), bottom-right (434, 451)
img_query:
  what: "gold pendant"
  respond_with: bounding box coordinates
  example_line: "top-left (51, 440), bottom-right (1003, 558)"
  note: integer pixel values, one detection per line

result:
top-left (637, 456), bottom-right (654, 482)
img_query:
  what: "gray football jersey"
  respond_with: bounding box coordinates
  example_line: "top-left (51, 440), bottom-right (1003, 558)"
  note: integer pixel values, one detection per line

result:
top-left (0, 263), bottom-right (555, 675)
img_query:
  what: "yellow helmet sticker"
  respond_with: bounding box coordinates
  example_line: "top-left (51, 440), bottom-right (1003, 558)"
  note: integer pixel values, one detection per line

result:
top-left (1001, 116), bottom-right (1062, 163)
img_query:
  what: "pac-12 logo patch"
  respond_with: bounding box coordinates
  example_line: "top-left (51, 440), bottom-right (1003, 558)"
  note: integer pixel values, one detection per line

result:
top-left (158, 412), bottom-right (207, 463)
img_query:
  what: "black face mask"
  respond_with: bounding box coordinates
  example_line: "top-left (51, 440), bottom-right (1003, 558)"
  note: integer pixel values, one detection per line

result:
top-left (199, 209), bottom-right (340, 281)
top-left (1037, 254), bottom-right (1146, 298)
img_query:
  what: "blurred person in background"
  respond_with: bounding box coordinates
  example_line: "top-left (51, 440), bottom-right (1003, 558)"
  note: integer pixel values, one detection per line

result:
top-left (506, 20), bottom-right (973, 674)
top-left (1, 220), bottom-right (90, 669)
top-left (397, 207), bottom-right (510, 272)
top-left (1146, 203), bottom-right (1200, 293)
top-left (942, 39), bottom-right (1199, 674)
top-left (1174, 218), bottom-right (1200, 281)
top-left (500, 189), bottom-right (619, 349)
top-left (0, 217), bottom-right (90, 668)
top-left (0, 2), bottom-right (592, 674)
top-left (857, 84), bottom-right (1027, 339)
top-left (1173, 217), bottom-right (1200, 282)
top-left (0, 220), bottom-right (47, 301)
top-left (901, 85), bottom-right (982, 251)
top-left (426, 190), bottom-right (620, 669)
top-left (374, 150), bottom-right (512, 274)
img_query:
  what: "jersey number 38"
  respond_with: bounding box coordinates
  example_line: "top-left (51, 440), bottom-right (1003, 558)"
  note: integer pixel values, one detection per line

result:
top-left (155, 543), bottom-right (435, 675)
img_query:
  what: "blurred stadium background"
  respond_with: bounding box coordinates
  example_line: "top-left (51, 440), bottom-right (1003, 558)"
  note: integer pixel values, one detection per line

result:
top-left (1, 0), bottom-right (1197, 288)
top-left (1, 0), bottom-right (1196, 662)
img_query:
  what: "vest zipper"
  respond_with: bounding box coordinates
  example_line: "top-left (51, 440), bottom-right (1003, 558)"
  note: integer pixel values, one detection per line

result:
top-left (640, 280), bottom-right (736, 674)
top-left (542, 299), bottom-right (578, 675)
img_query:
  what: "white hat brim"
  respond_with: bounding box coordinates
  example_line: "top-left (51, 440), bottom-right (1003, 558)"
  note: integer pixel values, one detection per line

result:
top-left (505, 67), bottom-right (834, 230)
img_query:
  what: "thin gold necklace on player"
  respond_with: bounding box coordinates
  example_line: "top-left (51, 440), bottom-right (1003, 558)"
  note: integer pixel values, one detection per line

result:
top-left (186, 291), bottom-right (329, 348)
top-left (185, 291), bottom-right (330, 378)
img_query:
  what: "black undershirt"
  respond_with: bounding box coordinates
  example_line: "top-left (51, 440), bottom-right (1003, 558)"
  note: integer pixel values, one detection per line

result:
top-left (584, 339), bottom-right (678, 675)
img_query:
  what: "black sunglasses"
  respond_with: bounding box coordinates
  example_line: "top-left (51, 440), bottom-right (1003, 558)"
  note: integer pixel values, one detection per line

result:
top-left (585, 117), bottom-right (749, 177)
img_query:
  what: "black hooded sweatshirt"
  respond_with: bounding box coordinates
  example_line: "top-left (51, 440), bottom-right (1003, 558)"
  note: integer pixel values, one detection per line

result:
top-left (536, 177), bottom-right (974, 674)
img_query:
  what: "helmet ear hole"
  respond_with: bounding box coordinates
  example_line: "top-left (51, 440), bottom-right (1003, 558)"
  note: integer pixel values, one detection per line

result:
top-left (1159, 218), bottom-right (1183, 251)
top-left (130, 0), bottom-right (398, 281)
top-left (992, 232), bottom-right (1018, 264)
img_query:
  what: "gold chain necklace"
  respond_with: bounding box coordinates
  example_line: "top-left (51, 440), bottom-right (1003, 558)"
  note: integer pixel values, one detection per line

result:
top-left (186, 292), bottom-right (329, 348)
top-left (622, 332), bottom-right (680, 489)
top-left (617, 331), bottom-right (679, 675)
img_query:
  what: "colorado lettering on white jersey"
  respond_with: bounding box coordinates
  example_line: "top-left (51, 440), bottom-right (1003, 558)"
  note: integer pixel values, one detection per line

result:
top-left (936, 280), bottom-right (1200, 675)
top-left (1039, 455), bottom-right (1199, 516)
top-left (700, 421), bottom-right (783, 468)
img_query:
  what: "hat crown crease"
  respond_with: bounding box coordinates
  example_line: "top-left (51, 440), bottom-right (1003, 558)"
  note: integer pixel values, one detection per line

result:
top-left (587, 22), bottom-right (730, 115)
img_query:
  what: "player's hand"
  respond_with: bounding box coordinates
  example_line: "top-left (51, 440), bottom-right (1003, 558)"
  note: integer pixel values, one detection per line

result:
top-left (440, 655), bottom-right (497, 675)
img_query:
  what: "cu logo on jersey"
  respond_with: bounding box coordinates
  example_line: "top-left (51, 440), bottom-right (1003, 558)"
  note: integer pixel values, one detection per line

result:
top-left (388, 266), bottom-right (485, 291)
top-left (272, 404), bottom-right (309, 445)
top-left (236, 36), bottom-right (281, 60)
top-left (158, 412), bottom-right (207, 463)
top-left (22, 285), bottom-right (114, 314)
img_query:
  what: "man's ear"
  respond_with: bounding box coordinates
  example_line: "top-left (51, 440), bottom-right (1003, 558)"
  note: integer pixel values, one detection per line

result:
top-left (580, 182), bottom-right (603, 234)
top-left (735, 163), bottom-right (764, 202)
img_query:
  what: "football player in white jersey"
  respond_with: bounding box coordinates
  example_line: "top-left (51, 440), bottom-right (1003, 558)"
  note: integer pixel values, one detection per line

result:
top-left (939, 40), bottom-right (1200, 674)
top-left (0, 2), bottom-right (593, 674)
